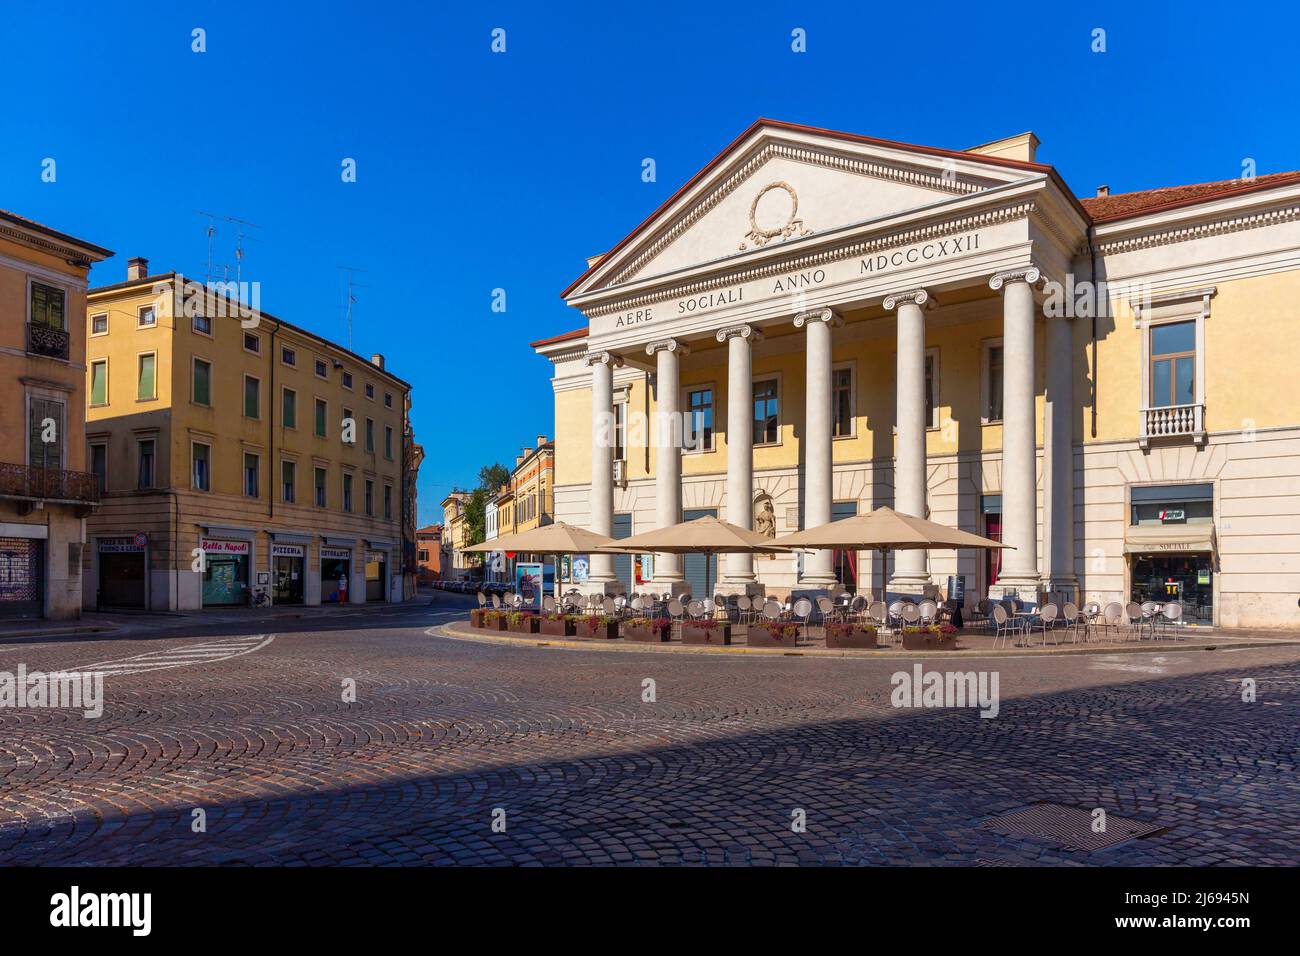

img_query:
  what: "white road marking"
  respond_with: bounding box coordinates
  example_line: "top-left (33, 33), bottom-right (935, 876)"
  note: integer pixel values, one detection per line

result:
top-left (79, 634), bottom-right (275, 676)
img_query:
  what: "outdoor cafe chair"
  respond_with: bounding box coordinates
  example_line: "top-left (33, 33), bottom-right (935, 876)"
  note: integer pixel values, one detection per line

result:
top-left (815, 595), bottom-right (837, 628)
top-left (490, 594), bottom-right (502, 609)
top-left (602, 595), bottom-right (617, 616)
top-left (542, 595), bottom-right (556, 614)
top-left (1124, 601), bottom-right (1145, 639)
top-left (761, 600), bottom-right (782, 623)
top-left (1097, 601), bottom-right (1126, 642)
top-left (476, 591), bottom-right (487, 607)
top-left (899, 602), bottom-right (921, 630)
top-left (1161, 602), bottom-right (1187, 641)
top-left (793, 597), bottom-right (814, 632)
top-left (1140, 601), bottom-right (1162, 639)
top-left (1025, 602), bottom-right (1057, 645)
top-left (887, 599), bottom-right (905, 629)
top-left (991, 603), bottom-right (1025, 649)
top-left (1061, 602), bottom-right (1084, 643)
top-left (917, 599), bottom-right (938, 626)
top-left (735, 594), bottom-right (752, 623)
top-left (686, 599), bottom-right (706, 620)
top-left (849, 594), bottom-right (868, 622)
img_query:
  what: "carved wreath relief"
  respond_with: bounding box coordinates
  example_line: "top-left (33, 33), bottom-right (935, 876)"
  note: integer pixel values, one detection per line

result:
top-left (740, 181), bottom-right (812, 250)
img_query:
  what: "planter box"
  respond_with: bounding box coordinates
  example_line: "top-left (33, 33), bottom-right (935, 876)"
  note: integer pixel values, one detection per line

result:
top-left (901, 632), bottom-right (958, 651)
top-left (624, 623), bottom-right (671, 643)
top-left (538, 617), bottom-right (576, 638)
top-left (469, 609), bottom-right (485, 628)
top-left (681, 622), bottom-right (732, 645)
top-left (578, 621), bottom-right (619, 640)
top-left (507, 616), bottom-right (539, 635)
top-left (480, 615), bottom-right (508, 632)
top-left (825, 628), bottom-right (880, 649)
top-left (746, 624), bottom-right (799, 648)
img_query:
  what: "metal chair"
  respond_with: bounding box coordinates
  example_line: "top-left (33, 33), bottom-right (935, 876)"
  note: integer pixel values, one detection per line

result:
top-left (917, 599), bottom-right (938, 626)
top-left (1124, 601), bottom-right (1145, 640)
top-left (542, 595), bottom-right (556, 614)
top-left (1140, 601), bottom-right (1162, 640)
top-left (1026, 602), bottom-right (1058, 645)
top-left (1060, 602), bottom-right (1084, 643)
top-left (815, 596), bottom-right (838, 629)
top-left (1161, 602), bottom-right (1187, 641)
top-left (477, 591), bottom-right (487, 608)
top-left (899, 603), bottom-right (920, 632)
top-left (991, 603), bottom-right (1024, 649)
top-left (736, 594), bottom-right (751, 624)
top-left (793, 597), bottom-right (814, 633)
top-left (490, 594), bottom-right (502, 609)
top-left (849, 594), bottom-right (868, 623)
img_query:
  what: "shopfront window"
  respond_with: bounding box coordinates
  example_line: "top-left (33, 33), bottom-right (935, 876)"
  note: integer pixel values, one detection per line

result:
top-left (1128, 483), bottom-right (1214, 624)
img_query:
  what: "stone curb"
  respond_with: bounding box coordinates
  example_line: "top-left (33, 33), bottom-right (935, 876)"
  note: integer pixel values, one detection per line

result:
top-left (0, 623), bottom-right (120, 641)
top-left (431, 623), bottom-right (1300, 660)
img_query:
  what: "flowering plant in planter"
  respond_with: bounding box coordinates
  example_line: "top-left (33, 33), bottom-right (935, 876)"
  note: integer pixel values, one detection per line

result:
top-left (681, 616), bottom-right (732, 645)
top-left (825, 621), bottom-right (880, 649)
top-left (481, 609), bottom-right (507, 630)
top-left (623, 616), bottom-right (672, 642)
top-left (537, 612), bottom-right (577, 637)
top-left (507, 610), bottom-right (539, 634)
top-left (581, 615), bottom-right (619, 639)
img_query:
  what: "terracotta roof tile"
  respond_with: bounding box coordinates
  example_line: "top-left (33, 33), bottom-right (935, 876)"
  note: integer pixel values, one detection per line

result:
top-left (1082, 171), bottom-right (1300, 222)
top-left (530, 327), bottom-right (587, 348)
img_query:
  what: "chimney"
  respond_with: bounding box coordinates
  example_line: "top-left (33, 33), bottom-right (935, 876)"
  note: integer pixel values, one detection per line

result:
top-left (521, 446), bottom-right (531, 460)
top-left (127, 257), bottom-right (149, 281)
top-left (536, 434), bottom-right (548, 448)
top-left (370, 353), bottom-right (385, 369)
top-left (515, 455), bottom-right (525, 467)
top-left (1096, 185), bottom-right (1110, 198)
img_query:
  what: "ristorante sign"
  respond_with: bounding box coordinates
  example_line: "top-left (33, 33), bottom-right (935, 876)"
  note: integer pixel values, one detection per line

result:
top-left (609, 230), bottom-right (984, 330)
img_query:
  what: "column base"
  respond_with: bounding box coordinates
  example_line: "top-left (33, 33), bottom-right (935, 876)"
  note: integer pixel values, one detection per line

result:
top-left (650, 579), bottom-right (691, 598)
top-left (1040, 575), bottom-right (1079, 607)
top-left (721, 580), bottom-right (766, 599)
top-left (887, 572), bottom-right (935, 602)
top-left (988, 575), bottom-right (1043, 605)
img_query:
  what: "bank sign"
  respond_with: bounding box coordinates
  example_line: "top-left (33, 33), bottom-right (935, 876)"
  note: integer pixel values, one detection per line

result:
top-left (609, 231), bottom-right (984, 330)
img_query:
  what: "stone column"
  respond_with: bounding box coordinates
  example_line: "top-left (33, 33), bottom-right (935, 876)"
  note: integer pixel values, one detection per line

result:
top-left (1043, 309), bottom-right (1077, 601)
top-left (647, 339), bottom-right (688, 587)
top-left (883, 289), bottom-right (934, 594)
top-left (717, 324), bottom-right (762, 585)
top-left (794, 307), bottom-right (842, 587)
top-left (989, 268), bottom-right (1042, 599)
top-left (586, 350), bottom-right (622, 588)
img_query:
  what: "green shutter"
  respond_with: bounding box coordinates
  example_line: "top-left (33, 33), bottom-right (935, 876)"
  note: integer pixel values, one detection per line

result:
top-left (194, 360), bottom-right (210, 405)
top-left (283, 390), bottom-right (296, 428)
top-left (244, 377), bottom-right (259, 418)
top-left (91, 361), bottom-right (108, 405)
top-left (138, 354), bottom-right (156, 400)
top-left (315, 400), bottom-right (326, 436)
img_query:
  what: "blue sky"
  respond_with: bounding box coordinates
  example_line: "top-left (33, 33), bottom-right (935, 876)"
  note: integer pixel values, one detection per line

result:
top-left (4, 1), bottom-right (1298, 524)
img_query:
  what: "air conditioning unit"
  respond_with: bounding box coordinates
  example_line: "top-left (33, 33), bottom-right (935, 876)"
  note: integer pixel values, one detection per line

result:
top-left (612, 459), bottom-right (627, 487)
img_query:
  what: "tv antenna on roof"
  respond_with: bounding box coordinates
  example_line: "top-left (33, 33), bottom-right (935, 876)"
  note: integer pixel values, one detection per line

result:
top-left (339, 265), bottom-right (368, 351)
top-left (195, 211), bottom-right (261, 285)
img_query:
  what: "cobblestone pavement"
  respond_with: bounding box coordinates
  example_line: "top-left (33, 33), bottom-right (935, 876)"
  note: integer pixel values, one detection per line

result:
top-left (1, 596), bottom-right (1297, 866)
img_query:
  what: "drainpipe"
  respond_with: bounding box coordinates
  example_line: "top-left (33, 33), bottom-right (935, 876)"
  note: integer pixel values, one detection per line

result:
top-left (1088, 225), bottom-right (1099, 440)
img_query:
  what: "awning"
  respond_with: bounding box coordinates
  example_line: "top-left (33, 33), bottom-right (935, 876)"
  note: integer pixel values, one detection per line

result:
top-left (1124, 523), bottom-right (1216, 554)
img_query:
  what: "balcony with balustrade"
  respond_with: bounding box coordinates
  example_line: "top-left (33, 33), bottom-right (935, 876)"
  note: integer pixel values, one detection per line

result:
top-left (1140, 403), bottom-right (1206, 449)
top-left (0, 463), bottom-right (100, 515)
top-left (26, 322), bottom-right (70, 360)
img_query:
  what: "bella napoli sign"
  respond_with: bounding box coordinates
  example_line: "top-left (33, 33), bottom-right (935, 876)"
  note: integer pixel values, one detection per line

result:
top-left (610, 231), bottom-right (984, 329)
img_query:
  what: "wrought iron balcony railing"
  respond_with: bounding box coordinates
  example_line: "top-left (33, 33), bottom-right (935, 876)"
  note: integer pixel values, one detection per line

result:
top-left (1140, 403), bottom-right (1206, 447)
top-left (0, 463), bottom-right (100, 506)
top-left (27, 323), bottom-right (70, 360)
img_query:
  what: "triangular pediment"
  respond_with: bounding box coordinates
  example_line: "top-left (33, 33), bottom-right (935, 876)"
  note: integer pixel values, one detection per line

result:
top-left (566, 120), bottom-right (1044, 299)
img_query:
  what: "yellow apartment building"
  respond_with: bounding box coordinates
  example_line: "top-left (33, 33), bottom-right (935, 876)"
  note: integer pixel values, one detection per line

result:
top-left (440, 490), bottom-right (472, 580)
top-left (84, 258), bottom-right (415, 609)
top-left (534, 119), bottom-right (1300, 628)
top-left (0, 208), bottom-right (112, 619)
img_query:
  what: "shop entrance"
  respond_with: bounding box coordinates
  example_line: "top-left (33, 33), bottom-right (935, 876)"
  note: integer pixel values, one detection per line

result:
top-left (321, 548), bottom-right (352, 603)
top-left (201, 538), bottom-right (251, 606)
top-left (365, 550), bottom-right (387, 602)
top-left (1131, 553), bottom-right (1214, 624)
top-left (271, 544), bottom-right (305, 605)
top-left (98, 537), bottom-right (146, 608)
top-left (0, 536), bottom-right (43, 619)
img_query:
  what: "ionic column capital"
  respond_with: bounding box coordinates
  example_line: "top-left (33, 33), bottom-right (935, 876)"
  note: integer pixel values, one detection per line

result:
top-left (989, 267), bottom-right (1043, 291)
top-left (882, 288), bottom-right (936, 311)
top-left (645, 338), bottom-right (690, 357)
top-left (584, 350), bottom-right (624, 368)
top-left (716, 324), bottom-right (764, 344)
top-left (792, 307), bottom-right (843, 329)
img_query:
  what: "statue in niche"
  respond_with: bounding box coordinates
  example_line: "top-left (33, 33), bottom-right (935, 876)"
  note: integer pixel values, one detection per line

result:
top-left (754, 494), bottom-right (777, 538)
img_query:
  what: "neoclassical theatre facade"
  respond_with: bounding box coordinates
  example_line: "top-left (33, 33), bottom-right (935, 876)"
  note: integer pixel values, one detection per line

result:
top-left (533, 119), bottom-right (1300, 628)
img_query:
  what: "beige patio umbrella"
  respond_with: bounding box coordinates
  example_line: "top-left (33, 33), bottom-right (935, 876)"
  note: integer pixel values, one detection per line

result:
top-left (612, 515), bottom-right (792, 598)
top-left (461, 522), bottom-right (624, 604)
top-left (773, 505), bottom-right (1009, 597)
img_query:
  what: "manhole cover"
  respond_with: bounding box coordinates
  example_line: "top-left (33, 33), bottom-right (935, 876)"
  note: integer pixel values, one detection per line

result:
top-left (979, 802), bottom-right (1165, 852)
